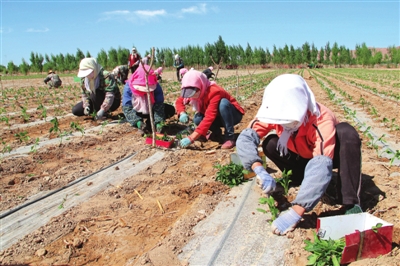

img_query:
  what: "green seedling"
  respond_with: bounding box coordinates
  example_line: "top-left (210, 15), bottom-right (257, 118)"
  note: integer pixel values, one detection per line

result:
top-left (58, 194), bottom-right (68, 209)
top-left (49, 117), bottom-right (60, 135)
top-left (214, 162), bottom-right (247, 188)
top-left (275, 168), bottom-right (292, 196)
top-left (30, 137), bottom-right (40, 153)
top-left (70, 121), bottom-right (85, 136)
top-left (1, 116), bottom-right (10, 128)
top-left (20, 106), bottom-right (30, 122)
top-left (258, 196), bottom-right (279, 223)
top-left (117, 114), bottom-right (124, 124)
top-left (37, 103), bottom-right (47, 121)
top-left (385, 149), bottom-right (400, 167)
top-left (1, 139), bottom-right (12, 153)
top-left (372, 223), bottom-right (383, 233)
top-left (98, 120), bottom-right (109, 135)
top-left (14, 131), bottom-right (30, 143)
top-left (304, 231), bottom-right (345, 266)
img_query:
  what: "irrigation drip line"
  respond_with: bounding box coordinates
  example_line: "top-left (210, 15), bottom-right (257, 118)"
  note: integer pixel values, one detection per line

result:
top-left (207, 178), bottom-right (256, 266)
top-left (0, 152), bottom-right (137, 220)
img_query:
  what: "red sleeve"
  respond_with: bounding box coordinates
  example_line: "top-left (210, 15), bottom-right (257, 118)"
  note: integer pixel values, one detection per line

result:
top-left (175, 97), bottom-right (186, 115)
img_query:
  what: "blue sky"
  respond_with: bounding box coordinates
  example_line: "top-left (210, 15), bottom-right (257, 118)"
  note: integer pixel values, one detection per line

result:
top-left (1, 0), bottom-right (399, 66)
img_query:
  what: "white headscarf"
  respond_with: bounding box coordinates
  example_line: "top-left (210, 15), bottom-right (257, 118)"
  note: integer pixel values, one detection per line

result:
top-left (79, 58), bottom-right (101, 94)
top-left (256, 74), bottom-right (320, 156)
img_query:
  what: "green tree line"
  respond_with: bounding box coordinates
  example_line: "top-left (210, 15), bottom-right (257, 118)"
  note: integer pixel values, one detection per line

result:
top-left (1, 36), bottom-right (399, 76)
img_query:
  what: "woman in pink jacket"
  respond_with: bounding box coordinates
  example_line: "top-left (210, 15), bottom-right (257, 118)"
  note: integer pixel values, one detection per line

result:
top-left (176, 70), bottom-right (245, 149)
top-left (236, 74), bottom-right (362, 236)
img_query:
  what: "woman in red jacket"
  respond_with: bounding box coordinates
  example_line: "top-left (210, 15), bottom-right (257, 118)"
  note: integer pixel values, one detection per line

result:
top-left (176, 70), bottom-right (245, 149)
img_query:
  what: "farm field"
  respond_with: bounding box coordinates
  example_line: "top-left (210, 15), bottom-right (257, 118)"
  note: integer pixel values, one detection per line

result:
top-left (0, 68), bottom-right (399, 265)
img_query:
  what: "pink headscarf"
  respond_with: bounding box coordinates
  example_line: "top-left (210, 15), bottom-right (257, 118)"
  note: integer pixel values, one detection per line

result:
top-left (179, 68), bottom-right (188, 76)
top-left (181, 70), bottom-right (213, 110)
top-left (127, 64), bottom-right (158, 113)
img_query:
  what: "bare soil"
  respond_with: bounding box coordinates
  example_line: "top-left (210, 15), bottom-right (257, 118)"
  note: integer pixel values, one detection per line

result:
top-left (0, 68), bottom-right (399, 265)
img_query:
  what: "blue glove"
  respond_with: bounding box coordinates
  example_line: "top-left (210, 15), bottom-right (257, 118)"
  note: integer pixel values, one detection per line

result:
top-left (180, 137), bottom-right (192, 148)
top-left (179, 112), bottom-right (189, 123)
top-left (254, 166), bottom-right (276, 195)
top-left (156, 123), bottom-right (163, 133)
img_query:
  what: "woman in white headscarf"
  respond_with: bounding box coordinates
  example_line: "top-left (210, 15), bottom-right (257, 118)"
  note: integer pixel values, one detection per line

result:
top-left (236, 74), bottom-right (362, 236)
top-left (72, 58), bottom-right (121, 120)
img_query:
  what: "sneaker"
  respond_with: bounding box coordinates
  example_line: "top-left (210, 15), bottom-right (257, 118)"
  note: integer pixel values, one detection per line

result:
top-left (345, 204), bottom-right (363, 215)
top-left (221, 140), bottom-right (236, 149)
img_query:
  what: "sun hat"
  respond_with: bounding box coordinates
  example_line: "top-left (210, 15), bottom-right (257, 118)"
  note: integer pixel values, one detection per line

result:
top-left (48, 70), bottom-right (53, 74)
top-left (77, 68), bottom-right (94, 78)
top-left (181, 87), bottom-right (199, 98)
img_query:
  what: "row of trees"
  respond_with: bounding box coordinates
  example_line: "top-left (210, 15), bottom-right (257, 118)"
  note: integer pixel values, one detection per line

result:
top-left (1, 36), bottom-right (399, 75)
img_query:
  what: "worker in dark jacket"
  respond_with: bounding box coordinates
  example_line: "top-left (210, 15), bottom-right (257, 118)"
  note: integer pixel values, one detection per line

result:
top-left (44, 70), bottom-right (62, 88)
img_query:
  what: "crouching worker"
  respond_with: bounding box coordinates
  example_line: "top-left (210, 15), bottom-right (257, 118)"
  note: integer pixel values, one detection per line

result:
top-left (72, 58), bottom-right (121, 120)
top-left (112, 65), bottom-right (129, 85)
top-left (236, 74), bottom-right (362, 236)
top-left (176, 69), bottom-right (244, 149)
top-left (44, 70), bottom-right (62, 88)
top-left (122, 64), bottom-right (175, 135)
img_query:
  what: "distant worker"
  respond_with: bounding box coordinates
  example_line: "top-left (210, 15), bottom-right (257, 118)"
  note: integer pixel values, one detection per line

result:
top-left (43, 70), bottom-right (62, 88)
top-left (173, 54), bottom-right (184, 82)
top-left (112, 65), bottom-right (129, 85)
top-left (128, 47), bottom-right (141, 74)
top-left (72, 58), bottom-right (121, 120)
top-left (202, 66), bottom-right (215, 80)
top-left (142, 54), bottom-right (152, 66)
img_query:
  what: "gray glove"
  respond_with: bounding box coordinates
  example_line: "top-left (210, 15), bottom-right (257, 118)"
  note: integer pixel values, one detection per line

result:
top-left (95, 109), bottom-right (105, 121)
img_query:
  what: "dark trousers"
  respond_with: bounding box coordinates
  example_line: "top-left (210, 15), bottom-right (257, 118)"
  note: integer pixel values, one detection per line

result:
top-left (72, 90), bottom-right (121, 116)
top-left (130, 65), bottom-right (139, 74)
top-left (262, 122), bottom-right (361, 205)
top-left (176, 67), bottom-right (183, 81)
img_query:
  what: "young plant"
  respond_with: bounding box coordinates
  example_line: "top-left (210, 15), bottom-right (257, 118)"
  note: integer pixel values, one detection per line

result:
top-left (274, 168), bottom-right (292, 196)
top-left (304, 232), bottom-right (345, 266)
top-left (385, 149), bottom-right (400, 167)
top-left (258, 196), bottom-right (279, 223)
top-left (372, 223), bottom-right (383, 233)
top-left (98, 120), bottom-right (109, 135)
top-left (30, 137), bottom-right (40, 153)
top-left (1, 139), bottom-right (12, 153)
top-left (20, 106), bottom-right (30, 122)
top-left (37, 103), bottom-right (47, 121)
top-left (214, 162), bottom-right (247, 188)
top-left (14, 131), bottom-right (30, 143)
top-left (49, 117), bottom-right (60, 135)
top-left (70, 121), bottom-right (85, 136)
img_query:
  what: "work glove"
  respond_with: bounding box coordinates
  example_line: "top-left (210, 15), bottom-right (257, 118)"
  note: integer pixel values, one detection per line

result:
top-left (101, 92), bottom-right (115, 112)
top-left (84, 106), bottom-right (91, 116)
top-left (254, 166), bottom-right (276, 196)
top-left (95, 109), bottom-right (105, 121)
top-left (179, 112), bottom-right (189, 123)
top-left (156, 123), bottom-right (163, 133)
top-left (180, 137), bottom-right (193, 148)
top-left (82, 94), bottom-right (90, 115)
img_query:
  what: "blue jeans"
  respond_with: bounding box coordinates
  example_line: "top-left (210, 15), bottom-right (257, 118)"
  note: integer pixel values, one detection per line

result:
top-left (193, 98), bottom-right (243, 141)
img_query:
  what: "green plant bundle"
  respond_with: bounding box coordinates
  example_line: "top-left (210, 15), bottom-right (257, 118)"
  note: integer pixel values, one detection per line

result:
top-left (214, 162), bottom-right (247, 188)
top-left (304, 232), bottom-right (345, 266)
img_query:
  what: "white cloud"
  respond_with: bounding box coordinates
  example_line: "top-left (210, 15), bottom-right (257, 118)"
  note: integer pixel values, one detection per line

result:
top-left (26, 28), bottom-right (49, 33)
top-left (0, 27), bottom-right (12, 34)
top-left (100, 9), bottom-right (166, 23)
top-left (181, 3), bottom-right (207, 14)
